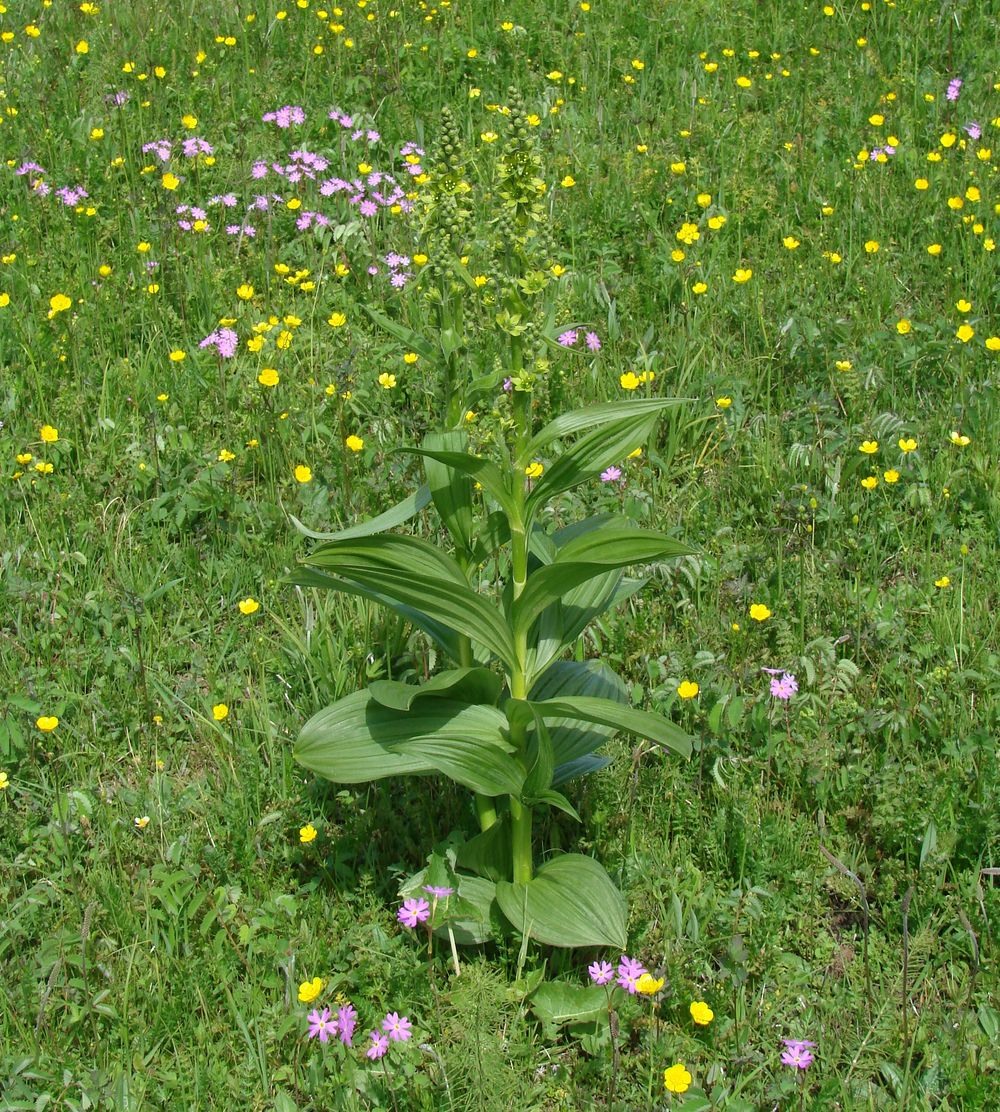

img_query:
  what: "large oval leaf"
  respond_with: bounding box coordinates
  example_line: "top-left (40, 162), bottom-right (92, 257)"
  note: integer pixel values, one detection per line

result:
top-left (304, 534), bottom-right (517, 669)
top-left (529, 695), bottom-right (692, 759)
top-left (296, 691), bottom-right (510, 784)
top-left (515, 524), bottom-right (694, 640)
top-left (523, 398), bottom-right (688, 463)
top-left (495, 853), bottom-right (627, 949)
top-left (529, 661), bottom-right (627, 778)
top-left (369, 667), bottom-right (503, 712)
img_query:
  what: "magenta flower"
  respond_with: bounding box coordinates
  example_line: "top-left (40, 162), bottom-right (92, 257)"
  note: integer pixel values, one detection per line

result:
top-left (366, 1031), bottom-right (389, 1060)
top-left (781, 1039), bottom-right (816, 1069)
top-left (382, 1012), bottom-right (412, 1042)
top-left (397, 897), bottom-right (431, 927)
top-left (964, 121), bottom-right (981, 140)
top-left (588, 960), bottom-right (614, 985)
top-left (422, 885), bottom-right (454, 899)
top-left (946, 77), bottom-right (962, 102)
top-left (337, 1004), bottom-right (357, 1046)
top-left (616, 955), bottom-right (647, 994)
top-left (585, 331), bottom-right (602, 352)
top-left (558, 329), bottom-right (578, 348)
top-left (307, 1008), bottom-right (335, 1042)
top-left (769, 672), bottom-right (798, 700)
top-left (600, 466), bottom-right (622, 483)
top-left (199, 328), bottom-right (239, 358)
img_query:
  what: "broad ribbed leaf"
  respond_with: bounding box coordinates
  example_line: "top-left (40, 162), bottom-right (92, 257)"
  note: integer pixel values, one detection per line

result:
top-left (515, 525), bottom-right (694, 640)
top-left (397, 447), bottom-right (517, 519)
top-left (523, 398), bottom-right (687, 463)
top-left (505, 700), bottom-right (554, 800)
top-left (525, 412), bottom-right (660, 518)
top-left (288, 485), bottom-right (431, 542)
top-left (423, 431), bottom-right (475, 553)
top-left (287, 567), bottom-right (464, 661)
top-left (455, 816), bottom-right (512, 882)
top-left (529, 661), bottom-right (628, 777)
top-left (369, 668), bottom-right (503, 712)
top-left (495, 854), bottom-right (627, 949)
top-left (296, 691), bottom-right (508, 784)
top-left (395, 735), bottom-right (524, 796)
top-left (530, 981), bottom-right (609, 1026)
top-left (530, 695), bottom-right (692, 759)
top-left (303, 534), bottom-right (517, 669)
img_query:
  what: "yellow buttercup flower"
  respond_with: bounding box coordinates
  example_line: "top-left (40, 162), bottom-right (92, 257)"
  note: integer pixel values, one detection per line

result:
top-left (619, 372), bottom-right (641, 391)
top-left (298, 977), bottom-right (323, 1002)
top-left (749, 603), bottom-right (771, 622)
top-left (636, 973), bottom-right (665, 994)
top-left (676, 681), bottom-right (699, 699)
top-left (300, 823), bottom-right (318, 844)
top-left (345, 435), bottom-right (364, 452)
top-left (40, 424), bottom-right (59, 443)
top-left (664, 1064), bottom-right (692, 1094)
top-left (859, 440), bottom-right (878, 454)
top-left (36, 716), bottom-right (59, 732)
top-left (258, 368), bottom-right (279, 387)
top-left (294, 465), bottom-right (313, 483)
top-left (898, 438), bottom-right (916, 453)
top-left (690, 1000), bottom-right (714, 1025)
top-left (732, 268), bottom-right (752, 283)
top-left (524, 462), bottom-right (544, 479)
top-left (238, 597), bottom-right (260, 615)
top-left (212, 703), bottom-right (229, 721)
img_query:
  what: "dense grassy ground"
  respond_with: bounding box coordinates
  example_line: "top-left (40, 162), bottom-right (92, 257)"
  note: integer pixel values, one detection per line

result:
top-left (2, 0), bottom-right (999, 1108)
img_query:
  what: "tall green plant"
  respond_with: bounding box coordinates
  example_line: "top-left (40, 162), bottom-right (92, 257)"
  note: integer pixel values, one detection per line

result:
top-left (291, 95), bottom-right (694, 950)
top-left (291, 396), bottom-right (693, 948)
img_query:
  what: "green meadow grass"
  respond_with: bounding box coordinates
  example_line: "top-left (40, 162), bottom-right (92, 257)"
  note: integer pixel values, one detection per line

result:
top-left (1, 0), bottom-right (999, 1108)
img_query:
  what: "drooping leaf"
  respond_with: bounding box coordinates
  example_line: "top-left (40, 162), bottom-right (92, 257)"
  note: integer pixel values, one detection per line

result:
top-left (515, 524), bottom-right (694, 640)
top-left (528, 661), bottom-right (628, 777)
top-left (523, 398), bottom-right (687, 463)
top-left (286, 566), bottom-right (464, 661)
top-left (295, 691), bottom-right (510, 785)
top-left (394, 735), bottom-right (524, 796)
top-left (529, 694), bottom-right (692, 759)
top-left (525, 412), bottom-right (661, 519)
top-left (396, 446), bottom-right (517, 520)
top-left (529, 981), bottom-right (609, 1026)
top-left (303, 534), bottom-right (517, 669)
top-left (288, 485), bottom-right (432, 542)
top-left (495, 853), bottom-right (627, 949)
top-left (536, 695), bottom-right (692, 759)
top-left (469, 511), bottom-right (512, 566)
top-left (422, 431), bottom-right (475, 554)
top-left (369, 668), bottom-right (503, 712)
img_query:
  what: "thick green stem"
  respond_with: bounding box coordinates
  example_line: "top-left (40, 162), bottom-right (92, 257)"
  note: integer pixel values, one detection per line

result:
top-left (509, 797), bottom-right (533, 885)
top-left (506, 336), bottom-right (534, 882)
top-left (459, 616), bottom-right (498, 833)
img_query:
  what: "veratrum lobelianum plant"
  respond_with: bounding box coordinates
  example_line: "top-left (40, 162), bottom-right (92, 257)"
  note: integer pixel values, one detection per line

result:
top-left (290, 98), bottom-right (694, 952)
top-left (291, 394), bottom-right (694, 949)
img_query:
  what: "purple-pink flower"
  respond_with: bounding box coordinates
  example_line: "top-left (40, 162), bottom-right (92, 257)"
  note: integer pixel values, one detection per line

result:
top-left (964, 121), bottom-right (981, 141)
top-left (423, 885), bottom-right (454, 899)
top-left (558, 329), bottom-right (578, 348)
top-left (781, 1039), bottom-right (816, 1069)
top-left (382, 1012), bottom-right (412, 1042)
top-left (769, 672), bottom-right (798, 700)
top-left (337, 1004), bottom-right (357, 1046)
top-left (307, 1008), bottom-right (335, 1042)
top-left (946, 77), bottom-right (962, 102)
top-left (616, 955), bottom-right (647, 994)
top-left (199, 328), bottom-right (239, 358)
top-left (397, 897), bottom-right (431, 927)
top-left (588, 960), bottom-right (614, 985)
top-left (585, 331), bottom-right (602, 352)
top-left (366, 1031), bottom-right (389, 1060)
top-left (600, 466), bottom-right (622, 483)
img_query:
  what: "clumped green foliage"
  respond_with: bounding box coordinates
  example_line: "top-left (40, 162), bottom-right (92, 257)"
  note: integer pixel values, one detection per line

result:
top-left (1, 0), bottom-right (999, 1108)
